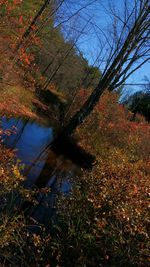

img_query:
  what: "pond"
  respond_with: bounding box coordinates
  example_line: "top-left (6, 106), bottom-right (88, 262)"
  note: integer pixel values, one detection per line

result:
top-left (0, 116), bottom-right (76, 229)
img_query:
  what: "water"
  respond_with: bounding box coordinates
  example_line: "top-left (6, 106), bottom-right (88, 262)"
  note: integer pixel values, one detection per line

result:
top-left (1, 116), bottom-right (54, 186)
top-left (0, 116), bottom-right (74, 229)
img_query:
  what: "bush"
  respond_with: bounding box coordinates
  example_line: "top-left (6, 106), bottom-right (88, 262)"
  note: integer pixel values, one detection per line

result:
top-left (55, 147), bottom-right (149, 267)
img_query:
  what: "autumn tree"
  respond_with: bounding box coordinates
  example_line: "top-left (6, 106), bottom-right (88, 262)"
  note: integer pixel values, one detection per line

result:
top-left (9, 0), bottom-right (99, 95)
top-left (60, 0), bottom-right (150, 136)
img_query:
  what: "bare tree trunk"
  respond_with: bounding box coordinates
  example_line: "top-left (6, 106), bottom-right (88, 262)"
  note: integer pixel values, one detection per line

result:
top-left (15, 0), bottom-right (51, 52)
top-left (62, 82), bottom-right (105, 136)
top-left (61, 1), bottom-right (150, 136)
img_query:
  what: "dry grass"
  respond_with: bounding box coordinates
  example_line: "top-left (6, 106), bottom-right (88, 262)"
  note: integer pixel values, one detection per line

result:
top-left (0, 84), bottom-right (39, 119)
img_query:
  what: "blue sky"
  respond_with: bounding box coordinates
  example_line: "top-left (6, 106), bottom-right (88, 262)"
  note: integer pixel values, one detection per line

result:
top-left (57, 0), bottom-right (149, 94)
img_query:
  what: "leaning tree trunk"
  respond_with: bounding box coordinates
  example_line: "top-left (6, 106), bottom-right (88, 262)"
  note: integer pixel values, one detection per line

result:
top-left (60, 2), bottom-right (149, 136)
top-left (62, 84), bottom-right (105, 136)
top-left (15, 0), bottom-right (51, 52)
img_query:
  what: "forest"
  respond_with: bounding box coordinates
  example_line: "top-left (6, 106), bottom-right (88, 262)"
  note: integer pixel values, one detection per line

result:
top-left (0, 0), bottom-right (150, 266)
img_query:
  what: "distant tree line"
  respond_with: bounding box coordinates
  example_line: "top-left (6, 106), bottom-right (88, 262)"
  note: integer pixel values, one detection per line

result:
top-left (35, 17), bottom-right (101, 95)
top-left (1, 0), bottom-right (101, 97)
top-left (126, 90), bottom-right (150, 122)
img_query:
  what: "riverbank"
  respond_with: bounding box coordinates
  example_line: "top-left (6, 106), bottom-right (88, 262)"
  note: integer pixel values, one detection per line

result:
top-left (0, 83), bottom-right (50, 123)
top-left (1, 85), bottom-right (64, 139)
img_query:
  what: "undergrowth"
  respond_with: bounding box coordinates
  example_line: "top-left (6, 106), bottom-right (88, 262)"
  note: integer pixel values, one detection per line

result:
top-left (0, 91), bottom-right (150, 266)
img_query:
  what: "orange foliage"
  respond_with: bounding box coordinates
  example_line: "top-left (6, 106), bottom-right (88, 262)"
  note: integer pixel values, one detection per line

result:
top-left (19, 48), bottom-right (34, 66)
top-left (77, 90), bottom-right (150, 162)
top-left (1, 0), bottom-right (22, 13)
top-left (19, 15), bottom-right (23, 24)
top-left (58, 90), bottom-right (150, 266)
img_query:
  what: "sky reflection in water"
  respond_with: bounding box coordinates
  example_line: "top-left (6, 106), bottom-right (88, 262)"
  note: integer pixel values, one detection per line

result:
top-left (1, 116), bottom-right (54, 186)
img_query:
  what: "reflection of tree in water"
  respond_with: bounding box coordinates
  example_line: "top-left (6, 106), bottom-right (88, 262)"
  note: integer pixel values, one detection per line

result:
top-left (2, 117), bottom-right (22, 145)
top-left (27, 151), bottom-right (78, 231)
top-left (12, 119), bottom-right (29, 147)
top-left (1, 117), bottom-right (95, 230)
top-left (24, 133), bottom-right (96, 230)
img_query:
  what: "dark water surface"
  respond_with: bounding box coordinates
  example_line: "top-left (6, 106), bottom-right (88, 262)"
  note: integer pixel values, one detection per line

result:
top-left (0, 116), bottom-right (74, 229)
top-left (1, 116), bottom-right (54, 185)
